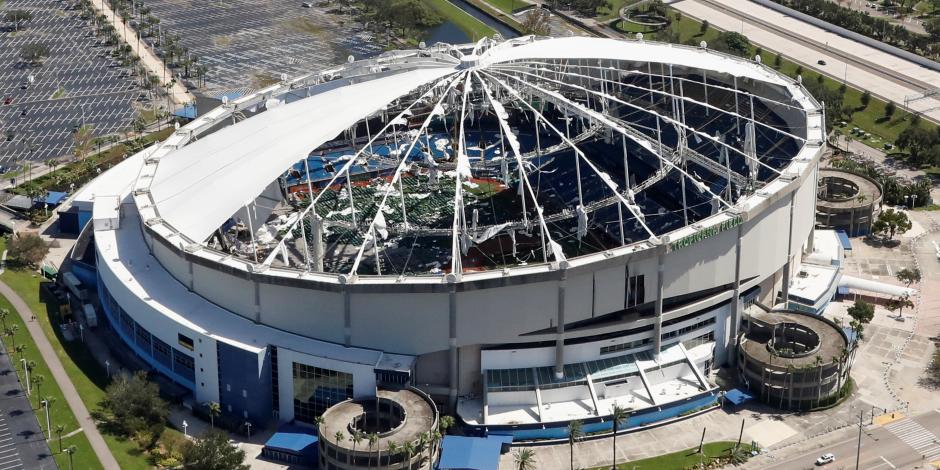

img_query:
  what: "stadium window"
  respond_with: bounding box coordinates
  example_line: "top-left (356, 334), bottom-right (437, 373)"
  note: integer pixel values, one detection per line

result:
top-left (178, 333), bottom-right (194, 351)
top-left (626, 274), bottom-right (645, 307)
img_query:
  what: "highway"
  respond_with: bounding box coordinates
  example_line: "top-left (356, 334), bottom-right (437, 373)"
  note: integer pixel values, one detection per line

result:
top-left (761, 410), bottom-right (940, 470)
top-left (671, 0), bottom-right (940, 125)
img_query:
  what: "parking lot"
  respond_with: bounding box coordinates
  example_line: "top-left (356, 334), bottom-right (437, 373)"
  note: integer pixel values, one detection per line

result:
top-left (142, 0), bottom-right (382, 94)
top-left (0, 346), bottom-right (56, 469)
top-left (0, 0), bottom-right (141, 164)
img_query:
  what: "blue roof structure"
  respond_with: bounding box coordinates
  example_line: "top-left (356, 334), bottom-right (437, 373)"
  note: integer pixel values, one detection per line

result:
top-left (263, 425), bottom-right (318, 454)
top-left (173, 103), bottom-right (197, 120)
top-left (724, 388), bottom-right (755, 406)
top-left (437, 435), bottom-right (510, 470)
top-left (44, 191), bottom-right (68, 206)
top-left (836, 230), bottom-right (852, 251)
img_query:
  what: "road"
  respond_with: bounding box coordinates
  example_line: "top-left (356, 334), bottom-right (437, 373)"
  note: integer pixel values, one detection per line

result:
top-left (670, 0), bottom-right (940, 125)
top-left (762, 410), bottom-right (940, 470)
top-left (0, 281), bottom-right (118, 469)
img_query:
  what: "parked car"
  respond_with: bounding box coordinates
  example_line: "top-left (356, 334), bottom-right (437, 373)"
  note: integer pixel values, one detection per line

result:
top-left (301, 1), bottom-right (312, 6)
top-left (2, 95), bottom-right (11, 105)
top-left (817, 59), bottom-right (827, 66)
top-left (815, 453), bottom-right (836, 465)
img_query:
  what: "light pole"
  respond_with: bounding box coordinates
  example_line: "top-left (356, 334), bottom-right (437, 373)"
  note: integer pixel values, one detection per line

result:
top-left (182, 420), bottom-right (188, 438)
top-left (245, 421), bottom-right (251, 440)
top-left (42, 399), bottom-right (51, 439)
top-left (105, 360), bottom-right (110, 378)
top-left (20, 358), bottom-right (30, 395)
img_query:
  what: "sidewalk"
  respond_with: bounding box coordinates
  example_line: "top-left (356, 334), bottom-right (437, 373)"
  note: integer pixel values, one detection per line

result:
top-left (90, 0), bottom-right (193, 107)
top-left (0, 280), bottom-right (120, 469)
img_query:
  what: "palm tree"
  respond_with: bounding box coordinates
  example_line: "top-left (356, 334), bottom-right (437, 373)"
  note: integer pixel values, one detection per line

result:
top-left (205, 401), bottom-right (220, 428)
top-left (4, 324), bottom-right (19, 349)
top-left (367, 432), bottom-right (378, 469)
top-left (64, 445), bottom-right (76, 470)
top-left (46, 159), bottom-right (57, 176)
top-left (514, 448), bottom-right (537, 470)
top-left (350, 431), bottom-right (362, 460)
top-left (0, 308), bottom-right (9, 330)
top-left (439, 415), bottom-right (455, 435)
top-left (31, 374), bottom-right (44, 408)
top-left (568, 419), bottom-right (584, 470)
top-left (610, 403), bottom-right (629, 469)
top-left (387, 441), bottom-right (398, 467)
top-left (54, 424), bottom-right (65, 453)
top-left (429, 430), bottom-right (442, 468)
top-left (334, 431), bottom-right (346, 465)
top-left (400, 441), bottom-right (415, 468)
top-left (13, 344), bottom-right (26, 361)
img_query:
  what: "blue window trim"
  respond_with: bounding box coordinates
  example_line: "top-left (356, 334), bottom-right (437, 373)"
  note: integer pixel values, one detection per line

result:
top-left (96, 274), bottom-right (197, 391)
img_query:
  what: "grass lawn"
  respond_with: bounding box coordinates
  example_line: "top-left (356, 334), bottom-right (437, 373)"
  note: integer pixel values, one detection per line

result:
top-left (483, 0), bottom-right (528, 14)
top-left (637, 14), bottom-right (933, 154)
top-left (423, 0), bottom-right (497, 41)
top-left (588, 441), bottom-right (755, 469)
top-left (0, 266), bottom-right (156, 470)
top-left (0, 268), bottom-right (102, 468)
top-left (599, 0), bottom-right (644, 20)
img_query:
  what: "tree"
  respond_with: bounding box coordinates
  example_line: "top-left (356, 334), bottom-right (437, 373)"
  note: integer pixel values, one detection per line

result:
top-left (5, 10), bottom-right (33, 31)
top-left (205, 401), bottom-right (220, 428)
top-left (521, 8), bottom-right (551, 36)
top-left (700, 20), bottom-right (709, 35)
top-left (896, 267), bottom-right (921, 287)
top-left (568, 419), bottom-right (583, 470)
top-left (846, 299), bottom-right (875, 325)
top-left (73, 124), bottom-right (95, 161)
top-left (367, 432), bottom-right (379, 469)
top-left (439, 415), bottom-right (454, 435)
top-left (3, 324), bottom-right (18, 350)
top-left (181, 429), bottom-right (249, 470)
top-left (100, 371), bottom-right (168, 438)
top-left (20, 43), bottom-right (50, 65)
top-left (860, 90), bottom-right (871, 109)
top-left (31, 374), bottom-right (44, 408)
top-left (773, 52), bottom-right (782, 68)
top-left (513, 448), bottom-right (537, 470)
top-left (611, 403), bottom-right (629, 469)
top-left (400, 440), bottom-right (415, 467)
top-left (63, 445), bottom-right (76, 470)
top-left (0, 308), bottom-right (9, 330)
top-left (13, 344), bottom-right (26, 361)
top-left (926, 17), bottom-right (940, 41)
top-left (8, 233), bottom-right (49, 268)
top-left (715, 31), bottom-right (750, 57)
top-left (871, 208), bottom-right (912, 241)
top-left (886, 296), bottom-right (914, 319)
top-left (897, 125), bottom-right (937, 164)
top-left (55, 424), bottom-right (65, 453)
top-left (884, 101), bottom-right (896, 119)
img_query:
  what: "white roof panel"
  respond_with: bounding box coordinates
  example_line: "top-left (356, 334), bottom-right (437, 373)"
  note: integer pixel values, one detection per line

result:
top-left (148, 66), bottom-right (457, 242)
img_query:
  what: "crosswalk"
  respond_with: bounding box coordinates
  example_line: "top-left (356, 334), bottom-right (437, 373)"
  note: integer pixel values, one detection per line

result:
top-left (885, 418), bottom-right (940, 461)
top-left (0, 415), bottom-right (22, 470)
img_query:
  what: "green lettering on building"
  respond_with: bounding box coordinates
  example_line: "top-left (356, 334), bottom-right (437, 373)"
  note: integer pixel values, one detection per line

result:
top-left (668, 216), bottom-right (743, 252)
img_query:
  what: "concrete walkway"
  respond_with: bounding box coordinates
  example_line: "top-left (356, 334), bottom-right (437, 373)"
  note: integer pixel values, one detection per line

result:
top-left (90, 0), bottom-right (193, 107)
top-left (0, 279), bottom-right (120, 469)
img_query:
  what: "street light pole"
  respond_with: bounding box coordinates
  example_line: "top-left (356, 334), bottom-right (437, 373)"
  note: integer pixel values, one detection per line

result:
top-left (20, 358), bottom-right (30, 395)
top-left (245, 421), bottom-right (251, 440)
top-left (182, 420), bottom-right (188, 438)
top-left (855, 411), bottom-right (863, 470)
top-left (42, 399), bottom-right (51, 439)
top-left (105, 360), bottom-right (110, 378)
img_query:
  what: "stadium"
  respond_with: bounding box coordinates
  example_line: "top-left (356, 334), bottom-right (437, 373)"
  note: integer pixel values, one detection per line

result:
top-left (74, 35), bottom-right (825, 439)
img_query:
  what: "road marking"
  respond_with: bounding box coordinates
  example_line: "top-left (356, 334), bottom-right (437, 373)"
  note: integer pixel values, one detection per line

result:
top-left (885, 419), bottom-right (940, 461)
top-left (880, 455), bottom-right (897, 469)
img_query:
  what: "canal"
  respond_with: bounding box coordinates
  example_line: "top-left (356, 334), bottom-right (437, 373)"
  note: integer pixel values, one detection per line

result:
top-left (424, 0), bottom-right (520, 45)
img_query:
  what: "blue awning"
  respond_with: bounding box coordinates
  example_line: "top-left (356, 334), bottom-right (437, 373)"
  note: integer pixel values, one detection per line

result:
top-left (263, 425), bottom-right (318, 454)
top-left (837, 286), bottom-right (850, 295)
top-left (836, 230), bottom-right (852, 251)
top-left (44, 191), bottom-right (68, 206)
top-left (842, 327), bottom-right (858, 344)
top-left (724, 388), bottom-right (755, 406)
top-left (437, 435), bottom-right (507, 470)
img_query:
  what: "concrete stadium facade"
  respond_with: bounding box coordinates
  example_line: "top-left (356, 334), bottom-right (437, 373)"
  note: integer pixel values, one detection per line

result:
top-left (81, 36), bottom-right (825, 438)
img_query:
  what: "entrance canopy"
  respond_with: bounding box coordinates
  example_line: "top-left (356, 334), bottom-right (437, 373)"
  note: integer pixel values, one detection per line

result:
top-left (724, 388), bottom-right (755, 406)
top-left (437, 435), bottom-right (510, 470)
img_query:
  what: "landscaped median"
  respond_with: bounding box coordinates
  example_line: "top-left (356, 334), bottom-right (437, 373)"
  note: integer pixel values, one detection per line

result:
top-left (0, 272), bottom-right (102, 469)
top-left (586, 441), bottom-right (756, 469)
